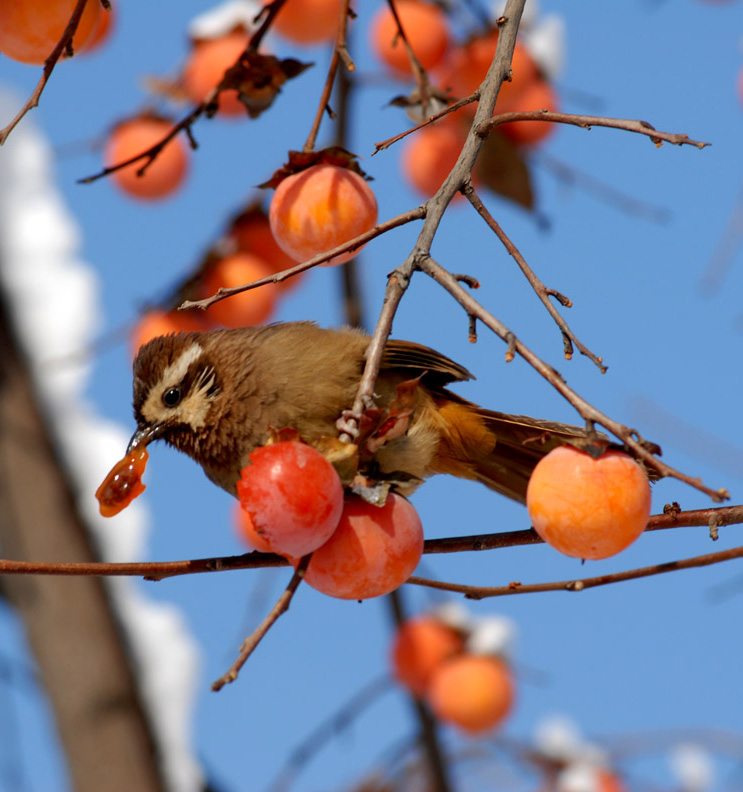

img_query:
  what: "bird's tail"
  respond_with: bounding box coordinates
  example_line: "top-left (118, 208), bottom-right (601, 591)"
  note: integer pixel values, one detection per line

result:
top-left (430, 394), bottom-right (593, 503)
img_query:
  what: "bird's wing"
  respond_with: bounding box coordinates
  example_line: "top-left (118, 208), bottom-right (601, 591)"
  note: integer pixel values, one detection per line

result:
top-left (381, 339), bottom-right (474, 385)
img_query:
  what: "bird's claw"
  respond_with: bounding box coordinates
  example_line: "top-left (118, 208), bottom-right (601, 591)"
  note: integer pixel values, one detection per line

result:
top-left (336, 409), bottom-right (361, 440)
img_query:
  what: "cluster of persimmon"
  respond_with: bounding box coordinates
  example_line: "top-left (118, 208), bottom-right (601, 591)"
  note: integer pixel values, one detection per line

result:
top-left (526, 446), bottom-right (652, 560)
top-left (368, 0), bottom-right (560, 198)
top-left (129, 154), bottom-right (378, 352)
top-left (391, 609), bottom-right (515, 734)
top-left (234, 440), bottom-right (424, 600)
top-left (97, 0), bottom-right (351, 204)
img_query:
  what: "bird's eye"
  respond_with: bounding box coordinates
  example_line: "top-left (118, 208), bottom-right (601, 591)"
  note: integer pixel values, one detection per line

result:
top-left (162, 387), bottom-right (182, 407)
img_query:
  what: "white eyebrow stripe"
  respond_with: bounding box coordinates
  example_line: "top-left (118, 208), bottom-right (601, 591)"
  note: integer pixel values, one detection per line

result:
top-left (163, 343), bottom-right (203, 385)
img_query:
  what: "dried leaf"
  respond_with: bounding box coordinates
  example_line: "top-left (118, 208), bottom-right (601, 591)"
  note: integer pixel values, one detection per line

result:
top-left (474, 129), bottom-right (534, 210)
top-left (213, 53), bottom-right (313, 120)
top-left (258, 146), bottom-right (371, 189)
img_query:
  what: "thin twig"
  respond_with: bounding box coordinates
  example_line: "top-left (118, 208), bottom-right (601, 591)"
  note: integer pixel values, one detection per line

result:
top-left (77, 103), bottom-right (207, 185)
top-left (699, 181), bottom-right (743, 295)
top-left (248, 0), bottom-right (291, 52)
top-left (464, 182), bottom-right (607, 372)
top-left (303, 0), bottom-right (353, 153)
top-left (477, 110), bottom-right (711, 150)
top-left (211, 554), bottom-right (311, 691)
top-left (0, 0), bottom-right (93, 145)
top-left (180, 207), bottom-right (426, 312)
top-left (419, 256), bottom-right (728, 501)
top-left (408, 544), bottom-right (743, 600)
top-left (269, 675), bottom-right (394, 792)
top-left (77, 0), bottom-right (290, 186)
top-left (535, 151), bottom-right (672, 224)
top-left (3, 506), bottom-right (738, 580)
top-left (383, 0), bottom-right (433, 116)
top-left (373, 91), bottom-right (480, 155)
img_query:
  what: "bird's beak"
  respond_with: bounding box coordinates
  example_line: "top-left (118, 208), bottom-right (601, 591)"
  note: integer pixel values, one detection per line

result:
top-left (126, 423), bottom-right (165, 454)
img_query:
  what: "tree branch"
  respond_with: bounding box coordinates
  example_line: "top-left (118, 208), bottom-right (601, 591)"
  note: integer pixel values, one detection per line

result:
top-left (463, 181), bottom-right (607, 372)
top-left (372, 91), bottom-right (480, 155)
top-left (477, 110), bottom-right (711, 150)
top-left (77, 0), bottom-right (291, 186)
top-left (419, 256), bottom-right (728, 502)
top-left (382, 0), bottom-right (434, 116)
top-left (0, 0), bottom-right (99, 145)
top-left (3, 505), bottom-right (739, 579)
top-left (179, 206), bottom-right (426, 312)
top-left (339, 0), bottom-right (529, 441)
top-left (408, 544), bottom-right (743, 600)
top-left (303, 0), bottom-right (353, 153)
top-left (211, 554), bottom-right (311, 691)
top-left (387, 590), bottom-right (453, 792)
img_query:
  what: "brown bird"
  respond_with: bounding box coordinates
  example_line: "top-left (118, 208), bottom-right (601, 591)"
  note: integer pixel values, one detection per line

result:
top-left (129, 322), bottom-right (592, 502)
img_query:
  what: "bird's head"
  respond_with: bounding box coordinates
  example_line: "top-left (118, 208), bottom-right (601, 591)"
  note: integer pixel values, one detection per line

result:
top-left (129, 332), bottom-right (224, 459)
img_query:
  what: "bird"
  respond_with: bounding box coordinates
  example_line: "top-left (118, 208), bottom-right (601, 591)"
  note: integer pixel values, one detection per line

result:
top-left (128, 321), bottom-right (594, 503)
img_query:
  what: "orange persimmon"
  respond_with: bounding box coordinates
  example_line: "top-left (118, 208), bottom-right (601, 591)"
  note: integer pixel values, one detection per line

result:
top-left (526, 447), bottom-right (652, 560)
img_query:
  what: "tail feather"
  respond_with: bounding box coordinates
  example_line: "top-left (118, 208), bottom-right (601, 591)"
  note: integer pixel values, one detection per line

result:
top-left (430, 395), bottom-right (593, 503)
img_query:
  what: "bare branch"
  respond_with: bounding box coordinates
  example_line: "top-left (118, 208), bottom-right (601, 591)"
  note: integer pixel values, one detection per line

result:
top-left (382, 0), bottom-right (434, 116)
top-left (211, 554), bottom-right (311, 691)
top-left (463, 182), bottom-right (607, 372)
top-left (340, 0), bottom-right (529, 439)
top-left (3, 505), bottom-right (739, 579)
top-left (408, 544), bottom-right (743, 600)
top-left (373, 91), bottom-right (480, 155)
top-left (0, 0), bottom-right (96, 145)
top-left (477, 110), bottom-right (711, 150)
top-left (248, 0), bottom-right (290, 52)
top-left (180, 207), bottom-right (426, 312)
top-left (77, 0), bottom-right (293, 186)
top-left (535, 152), bottom-right (672, 224)
top-left (269, 675), bottom-right (394, 792)
top-left (77, 105), bottom-right (206, 185)
top-left (303, 0), bottom-right (354, 153)
top-left (419, 256), bottom-right (728, 502)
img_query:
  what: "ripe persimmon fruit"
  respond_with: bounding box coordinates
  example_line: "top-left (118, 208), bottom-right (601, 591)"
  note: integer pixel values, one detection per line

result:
top-left (130, 309), bottom-right (208, 359)
top-left (234, 503), bottom-right (275, 553)
top-left (200, 253), bottom-right (278, 328)
top-left (401, 122), bottom-right (466, 197)
top-left (299, 494), bottom-right (424, 600)
top-left (427, 654), bottom-right (514, 734)
top-left (391, 616), bottom-right (465, 696)
top-left (0, 0), bottom-right (101, 64)
top-left (526, 447), bottom-right (652, 560)
top-left (105, 117), bottom-right (189, 201)
top-left (79, 4), bottom-right (114, 54)
top-left (497, 78), bottom-right (558, 147)
top-left (230, 210), bottom-right (302, 291)
top-left (96, 447), bottom-right (149, 517)
top-left (370, 0), bottom-right (450, 75)
top-left (273, 0), bottom-right (342, 45)
top-left (269, 164), bottom-right (378, 266)
top-left (236, 442), bottom-right (344, 558)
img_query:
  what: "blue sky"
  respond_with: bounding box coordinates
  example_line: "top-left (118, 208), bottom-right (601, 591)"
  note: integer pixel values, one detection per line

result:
top-left (1, 1), bottom-right (743, 790)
